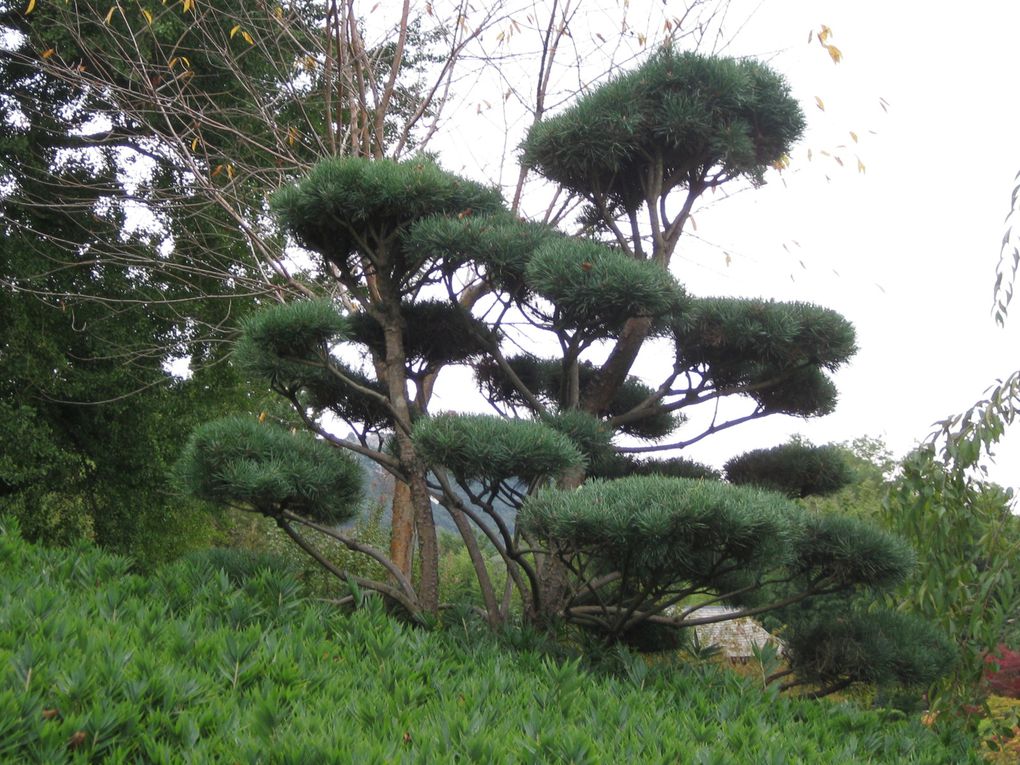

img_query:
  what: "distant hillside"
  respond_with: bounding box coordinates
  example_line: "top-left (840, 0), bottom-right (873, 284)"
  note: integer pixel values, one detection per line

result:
top-left (345, 439), bottom-right (518, 538)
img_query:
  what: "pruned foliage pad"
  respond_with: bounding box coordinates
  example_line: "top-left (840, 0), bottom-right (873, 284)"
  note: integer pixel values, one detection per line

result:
top-left (726, 441), bottom-right (854, 498)
top-left (271, 157), bottom-right (504, 285)
top-left (520, 476), bottom-right (799, 585)
top-left (412, 414), bottom-right (584, 483)
top-left (521, 48), bottom-right (805, 209)
top-left (176, 416), bottom-right (363, 524)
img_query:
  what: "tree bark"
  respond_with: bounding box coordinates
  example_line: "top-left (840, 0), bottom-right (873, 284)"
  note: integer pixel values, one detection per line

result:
top-left (388, 479), bottom-right (414, 577)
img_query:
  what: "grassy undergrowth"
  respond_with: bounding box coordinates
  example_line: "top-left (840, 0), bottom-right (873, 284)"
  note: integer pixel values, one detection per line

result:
top-left (0, 518), bottom-right (979, 764)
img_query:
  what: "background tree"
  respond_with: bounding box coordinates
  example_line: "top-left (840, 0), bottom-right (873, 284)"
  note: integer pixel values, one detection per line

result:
top-left (177, 46), bottom-right (951, 697)
top-left (883, 379), bottom-right (1020, 713)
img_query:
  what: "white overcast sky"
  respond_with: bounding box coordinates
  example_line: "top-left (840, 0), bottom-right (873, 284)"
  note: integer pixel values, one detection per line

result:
top-left (399, 1), bottom-right (1020, 490)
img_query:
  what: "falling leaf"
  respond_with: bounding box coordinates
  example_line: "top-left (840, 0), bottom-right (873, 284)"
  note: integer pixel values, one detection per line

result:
top-left (807, 29), bottom-right (813, 44)
top-left (806, 148), bottom-right (813, 161)
top-left (230, 24), bottom-right (241, 38)
top-left (874, 282), bottom-right (886, 294)
top-left (824, 44), bottom-right (842, 64)
top-left (637, 32), bottom-right (646, 46)
top-left (596, 32), bottom-right (605, 42)
top-left (212, 164), bottom-right (223, 177)
top-left (258, 411), bottom-right (267, 423)
top-left (274, 6), bottom-right (283, 19)
top-left (799, 260), bottom-right (807, 269)
top-left (182, 0), bottom-right (194, 13)
top-left (849, 131), bottom-right (858, 143)
top-left (287, 126), bottom-right (298, 146)
top-left (104, 5), bottom-right (117, 24)
top-left (818, 24), bottom-right (832, 43)
top-left (834, 156), bottom-right (844, 167)
top-left (24, 0), bottom-right (35, 13)
top-left (141, 8), bottom-right (152, 24)
top-left (724, 252), bottom-right (732, 267)
top-left (857, 157), bottom-right (866, 174)
top-left (241, 30), bottom-right (254, 45)
top-left (879, 96), bottom-right (889, 113)
top-left (580, 261), bottom-right (593, 272)
top-left (191, 137), bottom-right (199, 151)
top-left (226, 164), bottom-right (235, 179)
top-left (41, 48), bottom-right (55, 59)
top-left (814, 96), bottom-right (825, 111)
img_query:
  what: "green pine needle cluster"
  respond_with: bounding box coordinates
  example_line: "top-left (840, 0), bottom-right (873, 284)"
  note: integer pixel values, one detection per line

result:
top-left (726, 441), bottom-right (855, 498)
top-left (176, 417), bottom-right (363, 524)
top-left (521, 48), bottom-right (805, 208)
top-left (412, 414), bottom-right (584, 482)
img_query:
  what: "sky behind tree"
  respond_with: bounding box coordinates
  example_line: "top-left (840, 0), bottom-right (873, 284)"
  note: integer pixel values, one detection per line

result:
top-left (423, 0), bottom-right (1020, 490)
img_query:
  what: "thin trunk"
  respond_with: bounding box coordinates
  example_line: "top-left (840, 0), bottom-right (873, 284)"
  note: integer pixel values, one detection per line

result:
top-left (381, 313), bottom-right (439, 612)
top-left (388, 479), bottom-right (414, 577)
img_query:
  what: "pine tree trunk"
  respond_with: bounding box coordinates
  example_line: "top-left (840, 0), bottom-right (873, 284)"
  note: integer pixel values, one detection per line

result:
top-left (389, 479), bottom-right (414, 577)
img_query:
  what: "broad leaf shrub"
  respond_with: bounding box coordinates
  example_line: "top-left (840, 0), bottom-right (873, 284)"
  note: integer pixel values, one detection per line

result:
top-left (0, 518), bottom-right (980, 763)
top-left (986, 645), bottom-right (1020, 698)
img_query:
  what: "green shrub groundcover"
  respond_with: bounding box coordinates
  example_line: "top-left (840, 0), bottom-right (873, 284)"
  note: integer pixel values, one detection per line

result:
top-left (0, 519), bottom-right (976, 763)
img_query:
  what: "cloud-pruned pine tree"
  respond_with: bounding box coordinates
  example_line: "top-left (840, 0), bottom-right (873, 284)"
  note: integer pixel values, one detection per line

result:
top-left (177, 47), bottom-right (949, 694)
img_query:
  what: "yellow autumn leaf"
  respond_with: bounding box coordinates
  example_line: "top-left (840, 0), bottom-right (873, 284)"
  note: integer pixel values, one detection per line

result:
top-left (191, 137), bottom-right (199, 151)
top-left (818, 24), bottom-right (832, 43)
top-left (258, 411), bottom-right (267, 424)
top-left (182, 0), bottom-right (193, 13)
top-left (825, 44), bottom-right (842, 64)
top-left (273, 6), bottom-right (283, 19)
top-left (229, 23), bottom-right (240, 38)
top-left (104, 5), bottom-right (117, 24)
top-left (241, 30), bottom-right (253, 45)
top-left (849, 131), bottom-right (858, 143)
top-left (24, 0), bottom-right (35, 14)
top-left (226, 164), bottom-right (234, 179)
top-left (857, 157), bottom-right (866, 174)
top-left (141, 8), bottom-right (152, 25)
top-left (814, 96), bottom-right (825, 111)
top-left (41, 48), bottom-right (55, 59)
top-left (287, 126), bottom-right (298, 146)
top-left (211, 164), bottom-right (223, 177)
